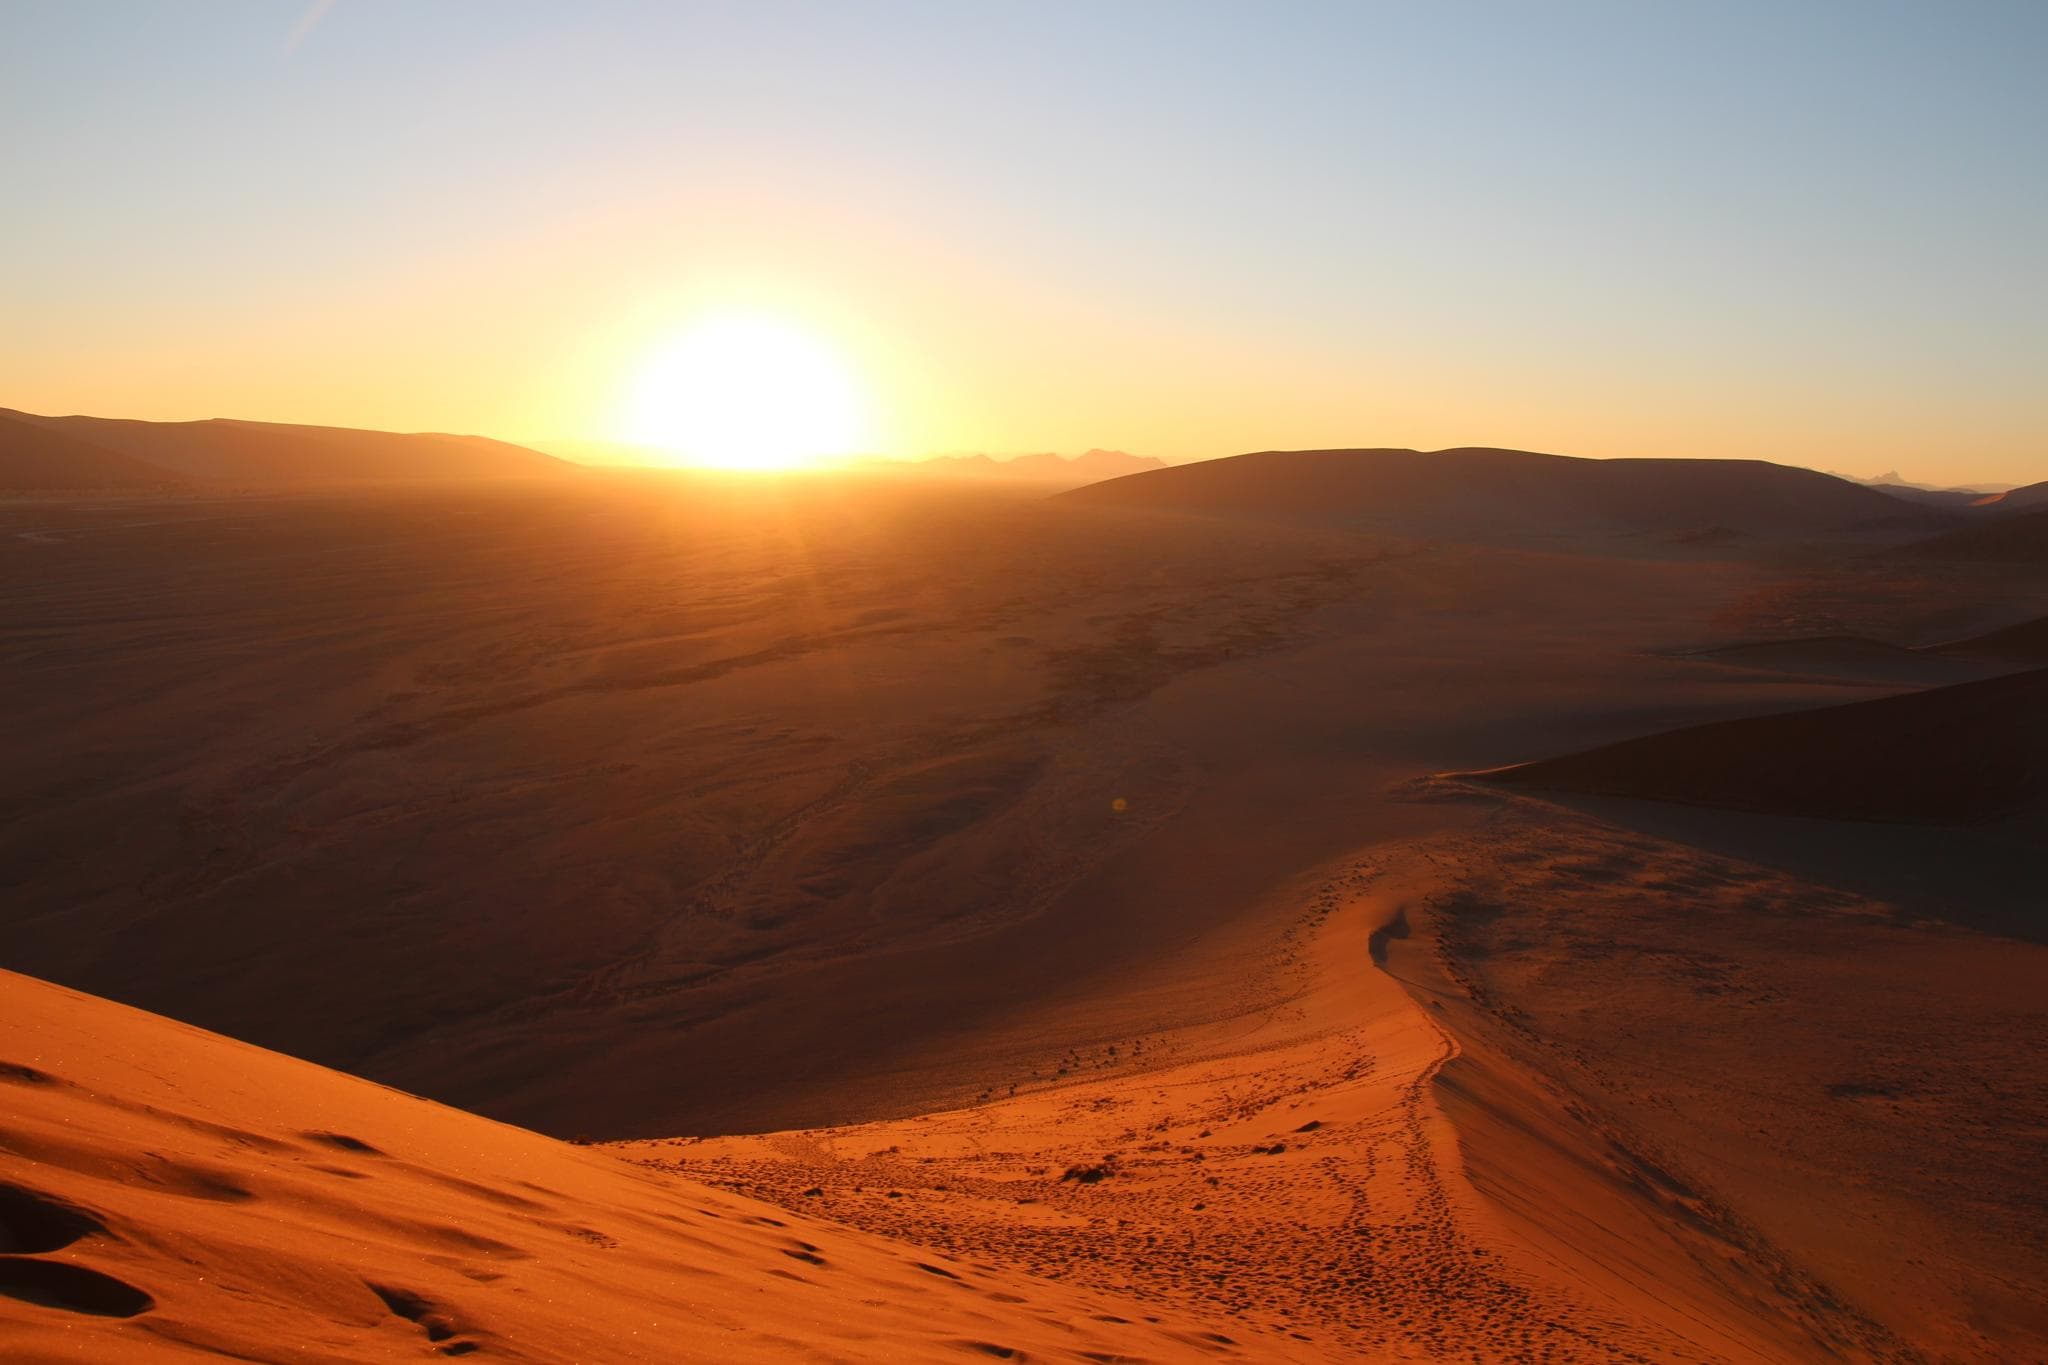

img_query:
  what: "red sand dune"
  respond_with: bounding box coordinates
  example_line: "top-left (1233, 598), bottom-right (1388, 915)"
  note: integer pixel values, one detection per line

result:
top-left (5, 472), bottom-right (2043, 1361)
top-left (0, 968), bottom-right (1324, 1363)
top-left (1062, 446), bottom-right (1936, 538)
top-left (1483, 666), bottom-right (2048, 825)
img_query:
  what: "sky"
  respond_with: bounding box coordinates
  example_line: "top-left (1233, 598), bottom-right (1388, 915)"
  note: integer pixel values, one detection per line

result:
top-left (3, 1), bottom-right (2044, 482)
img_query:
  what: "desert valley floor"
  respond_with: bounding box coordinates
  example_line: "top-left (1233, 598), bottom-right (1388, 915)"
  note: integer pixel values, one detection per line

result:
top-left (3, 457), bottom-right (2044, 1362)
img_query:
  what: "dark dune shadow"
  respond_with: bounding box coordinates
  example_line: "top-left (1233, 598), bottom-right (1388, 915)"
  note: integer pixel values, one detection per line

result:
top-left (1481, 667), bottom-right (2048, 826)
top-left (1509, 791), bottom-right (2047, 943)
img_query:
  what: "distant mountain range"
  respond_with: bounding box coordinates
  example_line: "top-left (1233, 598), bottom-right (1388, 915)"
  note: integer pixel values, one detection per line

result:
top-left (0, 407), bottom-right (573, 489)
top-left (1832, 471), bottom-right (1999, 511)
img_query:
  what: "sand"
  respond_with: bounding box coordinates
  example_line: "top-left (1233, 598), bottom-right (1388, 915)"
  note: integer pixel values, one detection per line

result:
top-left (0, 967), bottom-right (1326, 1363)
top-left (5, 455), bottom-right (2045, 1359)
top-left (1482, 665), bottom-right (2048, 822)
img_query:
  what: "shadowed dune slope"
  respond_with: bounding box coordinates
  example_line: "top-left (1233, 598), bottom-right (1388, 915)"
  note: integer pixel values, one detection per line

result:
top-left (0, 408), bottom-right (573, 485)
top-left (1934, 613), bottom-right (2048, 662)
top-left (1685, 633), bottom-right (1965, 684)
top-left (0, 413), bottom-right (184, 491)
top-left (1483, 667), bottom-right (2048, 825)
top-left (1858, 483), bottom-right (1991, 510)
top-left (1900, 506), bottom-right (2048, 562)
top-left (1684, 624), bottom-right (2044, 684)
top-left (0, 968), bottom-right (1320, 1363)
top-left (1061, 447), bottom-right (1934, 538)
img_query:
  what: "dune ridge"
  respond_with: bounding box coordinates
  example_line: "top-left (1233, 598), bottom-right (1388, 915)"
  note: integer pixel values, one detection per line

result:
top-left (0, 967), bottom-right (1328, 1363)
top-left (0, 413), bottom-right (185, 491)
top-left (6, 472), bottom-right (2043, 1360)
top-left (0, 408), bottom-right (572, 486)
top-left (1971, 477), bottom-right (2048, 511)
top-left (1480, 666), bottom-right (2048, 825)
top-left (1061, 446), bottom-right (1938, 539)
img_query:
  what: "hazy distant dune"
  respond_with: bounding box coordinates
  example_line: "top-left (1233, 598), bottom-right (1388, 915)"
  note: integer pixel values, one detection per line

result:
top-left (0, 411), bottom-right (184, 490)
top-left (1485, 667), bottom-right (2048, 825)
top-left (1, 408), bottom-right (573, 485)
top-left (1061, 446), bottom-right (1935, 540)
top-left (872, 447), bottom-right (1166, 486)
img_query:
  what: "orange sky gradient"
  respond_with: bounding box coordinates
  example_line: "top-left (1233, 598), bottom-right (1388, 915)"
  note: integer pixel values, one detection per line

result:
top-left (5, 4), bottom-right (2042, 484)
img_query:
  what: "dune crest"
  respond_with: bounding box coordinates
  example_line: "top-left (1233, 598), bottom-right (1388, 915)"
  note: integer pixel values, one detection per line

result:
top-left (0, 408), bottom-right (571, 487)
top-left (1060, 446), bottom-right (1939, 540)
top-left (0, 412), bottom-right (186, 491)
top-left (0, 968), bottom-right (1323, 1362)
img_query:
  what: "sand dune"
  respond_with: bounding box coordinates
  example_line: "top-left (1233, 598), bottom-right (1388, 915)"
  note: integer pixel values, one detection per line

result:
top-left (0, 413), bottom-right (184, 491)
top-left (1682, 632), bottom-right (1997, 684)
top-left (5, 473), bottom-right (2045, 1360)
top-left (640, 860), bottom-right (1868, 1362)
top-left (0, 967), bottom-right (1325, 1363)
top-left (1900, 505), bottom-right (2048, 561)
top-left (1062, 446), bottom-right (1938, 541)
top-left (1679, 612), bottom-right (2048, 683)
top-left (0, 409), bottom-right (572, 486)
top-left (1972, 478), bottom-right (2048, 511)
top-left (1385, 811), bottom-right (2048, 1359)
top-left (1846, 481), bottom-right (1991, 510)
top-left (1483, 666), bottom-right (2048, 825)
top-left (1933, 612), bottom-right (2048, 662)
top-left (6, 480), bottom-right (1914, 1141)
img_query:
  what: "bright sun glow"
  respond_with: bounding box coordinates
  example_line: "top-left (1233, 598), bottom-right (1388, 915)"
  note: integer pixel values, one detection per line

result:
top-left (622, 315), bottom-right (871, 470)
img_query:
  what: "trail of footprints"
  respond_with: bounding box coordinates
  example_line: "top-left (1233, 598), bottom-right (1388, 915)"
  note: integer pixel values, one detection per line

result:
top-left (651, 862), bottom-right (1668, 1363)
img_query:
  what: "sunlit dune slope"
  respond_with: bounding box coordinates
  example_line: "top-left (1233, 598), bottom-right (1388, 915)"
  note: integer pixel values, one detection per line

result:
top-left (1482, 666), bottom-right (2048, 825)
top-left (0, 413), bottom-right (183, 491)
top-left (1899, 505), bottom-right (2048, 561)
top-left (0, 408), bottom-right (572, 486)
top-left (1059, 447), bottom-right (1937, 539)
top-left (0, 968), bottom-right (1318, 1363)
top-left (1971, 478), bottom-right (2048, 511)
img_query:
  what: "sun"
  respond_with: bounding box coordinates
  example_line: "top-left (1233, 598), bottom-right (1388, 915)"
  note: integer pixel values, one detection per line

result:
top-left (619, 315), bottom-right (871, 471)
